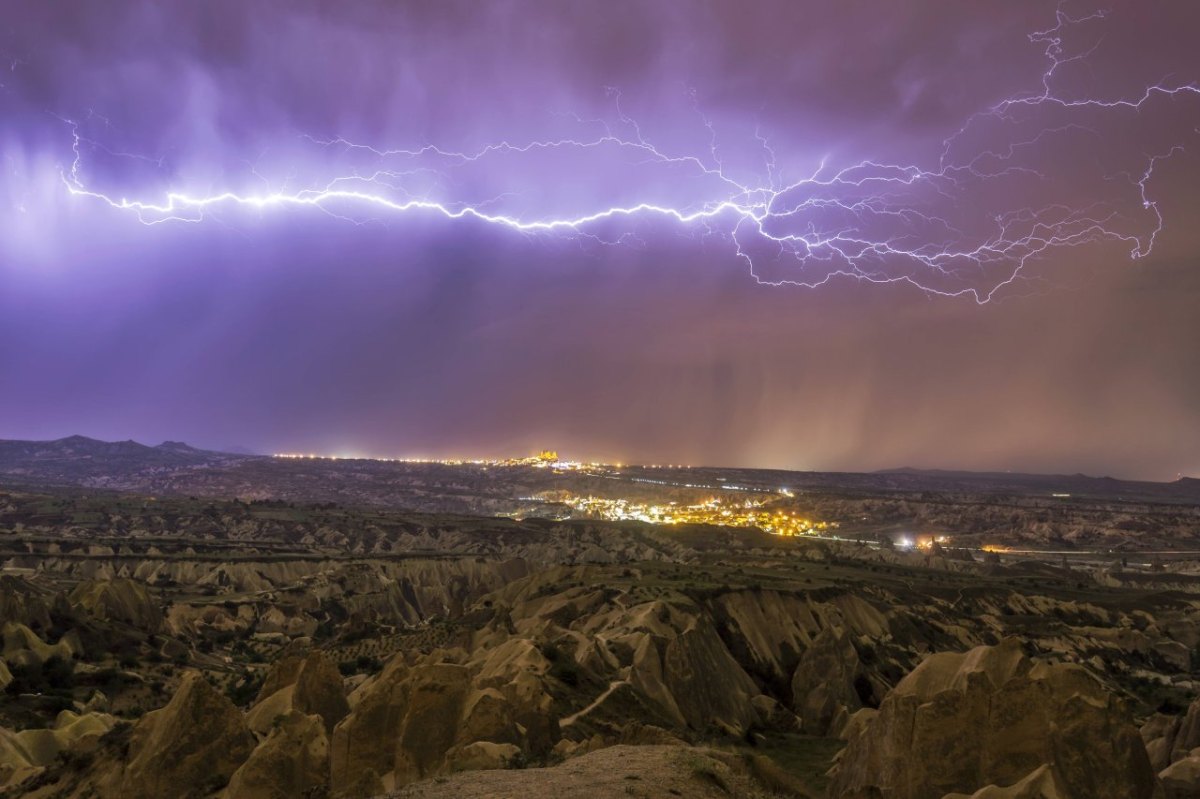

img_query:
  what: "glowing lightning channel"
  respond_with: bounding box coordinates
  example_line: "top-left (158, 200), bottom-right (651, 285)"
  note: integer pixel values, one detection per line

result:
top-left (56, 6), bottom-right (1199, 303)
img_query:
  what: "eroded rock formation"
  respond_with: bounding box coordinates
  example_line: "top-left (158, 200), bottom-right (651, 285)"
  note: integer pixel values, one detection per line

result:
top-left (827, 639), bottom-right (1156, 799)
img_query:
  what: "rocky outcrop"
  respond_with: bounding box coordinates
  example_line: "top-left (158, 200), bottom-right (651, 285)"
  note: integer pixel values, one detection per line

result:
top-left (0, 576), bottom-right (56, 632)
top-left (1143, 696), bottom-right (1200, 773)
top-left (165, 601), bottom-right (257, 638)
top-left (941, 764), bottom-right (1064, 799)
top-left (1159, 749), bottom-right (1200, 799)
top-left (140, 557), bottom-right (529, 620)
top-left (0, 710), bottom-right (116, 790)
top-left (710, 590), bottom-right (888, 689)
top-left (471, 638), bottom-right (558, 753)
top-left (330, 650), bottom-right (557, 795)
top-left (659, 618), bottom-right (761, 734)
top-left (1142, 697), bottom-right (1200, 797)
top-left (0, 671), bottom-right (253, 796)
top-left (68, 578), bottom-right (162, 631)
top-left (117, 671), bottom-right (257, 799)
top-left (502, 586), bottom-right (771, 737)
top-left (790, 625), bottom-right (862, 736)
top-left (0, 728), bottom-right (41, 790)
top-left (254, 652), bottom-right (308, 701)
top-left (1, 622), bottom-right (82, 667)
top-left (449, 740), bottom-right (522, 772)
top-left (224, 711), bottom-right (328, 799)
top-left (16, 710), bottom-right (116, 765)
top-left (246, 650), bottom-right (349, 734)
top-left (331, 660), bottom-right (471, 794)
top-left (827, 639), bottom-right (1156, 799)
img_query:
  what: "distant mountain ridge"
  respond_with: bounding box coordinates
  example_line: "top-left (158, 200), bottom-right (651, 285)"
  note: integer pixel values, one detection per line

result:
top-left (0, 434), bottom-right (233, 459)
top-left (868, 465), bottom-right (1200, 500)
top-left (0, 435), bottom-right (253, 489)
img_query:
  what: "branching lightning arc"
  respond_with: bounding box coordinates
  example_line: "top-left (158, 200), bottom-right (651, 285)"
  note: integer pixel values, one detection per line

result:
top-left (56, 6), bottom-right (1199, 303)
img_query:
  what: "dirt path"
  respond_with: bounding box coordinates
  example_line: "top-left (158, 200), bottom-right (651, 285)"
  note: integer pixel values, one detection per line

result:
top-left (560, 679), bottom-right (629, 727)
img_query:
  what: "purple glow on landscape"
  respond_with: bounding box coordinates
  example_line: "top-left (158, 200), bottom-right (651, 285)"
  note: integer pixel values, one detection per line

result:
top-left (1, 1), bottom-right (1198, 478)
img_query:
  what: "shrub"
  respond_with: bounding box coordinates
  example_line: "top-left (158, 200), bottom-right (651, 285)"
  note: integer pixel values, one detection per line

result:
top-left (5, 655), bottom-right (76, 695)
top-left (42, 655), bottom-right (75, 690)
top-left (338, 655), bottom-right (382, 676)
top-left (226, 674), bottom-right (263, 706)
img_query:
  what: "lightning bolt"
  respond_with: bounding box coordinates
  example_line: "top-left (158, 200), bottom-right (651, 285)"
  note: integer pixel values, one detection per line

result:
top-left (54, 4), bottom-right (1199, 303)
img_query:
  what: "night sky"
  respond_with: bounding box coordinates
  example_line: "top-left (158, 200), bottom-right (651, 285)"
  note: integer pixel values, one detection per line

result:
top-left (1, 1), bottom-right (1198, 479)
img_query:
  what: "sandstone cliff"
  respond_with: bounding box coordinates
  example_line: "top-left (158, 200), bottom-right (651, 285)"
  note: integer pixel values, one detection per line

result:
top-left (827, 638), bottom-right (1156, 799)
top-left (116, 671), bottom-right (257, 799)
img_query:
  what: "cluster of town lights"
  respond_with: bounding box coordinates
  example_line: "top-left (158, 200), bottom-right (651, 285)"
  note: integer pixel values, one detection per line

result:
top-left (896, 534), bottom-right (952, 550)
top-left (271, 449), bottom-right (609, 472)
top-left (558, 495), bottom-right (831, 537)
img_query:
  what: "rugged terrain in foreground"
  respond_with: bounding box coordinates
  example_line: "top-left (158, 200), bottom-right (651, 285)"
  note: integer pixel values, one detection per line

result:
top-left (0, 437), bottom-right (1198, 798)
